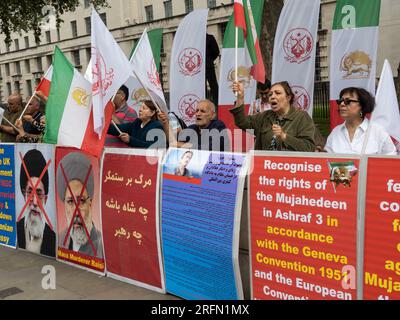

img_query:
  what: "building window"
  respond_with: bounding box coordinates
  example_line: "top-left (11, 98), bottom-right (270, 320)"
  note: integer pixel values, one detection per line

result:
top-left (26, 80), bottom-right (33, 96)
top-left (5, 63), bottom-right (10, 76)
top-left (15, 61), bottom-right (21, 74)
top-left (36, 57), bottom-right (43, 72)
top-left (71, 20), bottom-right (78, 37)
top-left (7, 83), bottom-right (12, 96)
top-left (72, 50), bottom-right (81, 67)
top-left (86, 48), bottom-right (91, 64)
top-left (25, 59), bottom-right (31, 73)
top-left (14, 81), bottom-right (20, 93)
top-left (46, 55), bottom-right (52, 67)
top-left (100, 13), bottom-right (107, 26)
top-left (46, 31), bottom-right (51, 43)
top-left (25, 36), bottom-right (29, 48)
top-left (145, 5), bottom-right (154, 22)
top-left (207, 0), bottom-right (216, 8)
top-left (6, 43), bottom-right (10, 52)
top-left (185, 0), bottom-right (194, 13)
top-left (164, 1), bottom-right (173, 18)
top-left (85, 17), bottom-right (91, 34)
top-left (84, 0), bottom-right (90, 8)
top-left (57, 28), bottom-right (61, 41)
top-left (14, 39), bottom-right (19, 51)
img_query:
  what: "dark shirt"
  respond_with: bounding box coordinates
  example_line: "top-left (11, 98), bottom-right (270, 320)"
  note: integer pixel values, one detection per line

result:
top-left (23, 111), bottom-right (43, 135)
top-left (1, 108), bottom-right (22, 142)
top-left (108, 118), bottom-right (164, 148)
top-left (178, 119), bottom-right (230, 151)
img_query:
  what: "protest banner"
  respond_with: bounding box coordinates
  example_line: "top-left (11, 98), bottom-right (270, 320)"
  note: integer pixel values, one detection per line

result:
top-left (101, 148), bottom-right (165, 293)
top-left (363, 157), bottom-right (400, 299)
top-left (0, 144), bottom-right (16, 248)
top-left (249, 152), bottom-right (360, 300)
top-left (161, 148), bottom-right (248, 299)
top-left (55, 147), bottom-right (105, 274)
top-left (15, 144), bottom-right (56, 258)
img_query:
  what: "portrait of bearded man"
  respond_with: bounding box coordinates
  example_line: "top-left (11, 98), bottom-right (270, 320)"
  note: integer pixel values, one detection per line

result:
top-left (17, 149), bottom-right (56, 257)
top-left (56, 151), bottom-right (103, 259)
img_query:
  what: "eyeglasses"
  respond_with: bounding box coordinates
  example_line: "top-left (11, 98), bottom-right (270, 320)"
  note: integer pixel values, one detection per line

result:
top-left (65, 196), bottom-right (91, 207)
top-left (336, 98), bottom-right (359, 106)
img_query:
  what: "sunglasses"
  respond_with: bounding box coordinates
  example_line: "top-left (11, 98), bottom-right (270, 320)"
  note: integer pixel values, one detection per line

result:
top-left (336, 98), bottom-right (359, 106)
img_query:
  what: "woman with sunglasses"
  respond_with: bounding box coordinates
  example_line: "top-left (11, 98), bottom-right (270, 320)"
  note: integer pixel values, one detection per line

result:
top-left (325, 87), bottom-right (396, 154)
top-left (230, 80), bottom-right (315, 151)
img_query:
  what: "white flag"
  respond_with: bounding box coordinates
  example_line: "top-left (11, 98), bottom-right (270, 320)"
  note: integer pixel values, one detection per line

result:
top-left (169, 9), bottom-right (209, 125)
top-left (129, 29), bottom-right (167, 113)
top-left (272, 0), bottom-right (320, 116)
top-left (372, 59), bottom-right (400, 153)
top-left (91, 9), bottom-right (132, 137)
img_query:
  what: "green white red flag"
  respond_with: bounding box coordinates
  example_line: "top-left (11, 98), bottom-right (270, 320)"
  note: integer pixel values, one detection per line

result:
top-left (35, 65), bottom-right (53, 98)
top-left (44, 46), bottom-right (112, 158)
top-left (329, 0), bottom-right (381, 130)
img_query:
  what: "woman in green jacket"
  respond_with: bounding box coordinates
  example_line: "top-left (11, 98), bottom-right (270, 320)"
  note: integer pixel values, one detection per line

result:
top-left (230, 80), bottom-right (315, 152)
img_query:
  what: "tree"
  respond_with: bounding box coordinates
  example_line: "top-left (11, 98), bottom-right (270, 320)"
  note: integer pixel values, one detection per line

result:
top-left (259, 0), bottom-right (284, 81)
top-left (0, 0), bottom-right (108, 45)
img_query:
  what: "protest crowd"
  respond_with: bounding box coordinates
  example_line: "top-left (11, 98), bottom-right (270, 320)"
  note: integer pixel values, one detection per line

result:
top-left (1, 0), bottom-right (400, 302)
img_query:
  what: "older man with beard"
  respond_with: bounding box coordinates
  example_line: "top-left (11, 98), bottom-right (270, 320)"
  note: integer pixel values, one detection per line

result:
top-left (17, 149), bottom-right (56, 257)
top-left (57, 152), bottom-right (103, 259)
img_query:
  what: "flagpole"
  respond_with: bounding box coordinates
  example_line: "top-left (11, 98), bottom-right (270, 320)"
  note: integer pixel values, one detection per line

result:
top-left (361, 122), bottom-right (372, 154)
top-left (132, 69), bottom-right (163, 113)
top-left (18, 66), bottom-right (52, 121)
top-left (111, 120), bottom-right (123, 135)
top-left (235, 27), bottom-right (239, 97)
top-left (2, 116), bottom-right (19, 131)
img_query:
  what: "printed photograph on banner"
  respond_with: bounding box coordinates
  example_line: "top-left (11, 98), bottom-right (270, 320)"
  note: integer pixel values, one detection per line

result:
top-left (101, 150), bottom-right (165, 292)
top-left (0, 144), bottom-right (16, 248)
top-left (15, 144), bottom-right (56, 258)
top-left (163, 149), bottom-right (208, 179)
top-left (327, 161), bottom-right (358, 191)
top-left (55, 147), bottom-right (105, 274)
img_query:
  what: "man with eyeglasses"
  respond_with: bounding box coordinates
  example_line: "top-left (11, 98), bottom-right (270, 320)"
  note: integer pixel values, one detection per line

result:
top-left (17, 149), bottom-right (55, 257)
top-left (57, 152), bottom-right (103, 258)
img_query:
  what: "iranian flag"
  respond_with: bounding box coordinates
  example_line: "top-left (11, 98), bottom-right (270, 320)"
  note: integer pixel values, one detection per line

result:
top-left (35, 65), bottom-right (53, 98)
top-left (44, 46), bottom-right (112, 158)
top-left (234, 0), bottom-right (265, 83)
top-left (372, 60), bottom-right (400, 153)
top-left (329, 0), bottom-right (381, 130)
top-left (218, 0), bottom-right (264, 151)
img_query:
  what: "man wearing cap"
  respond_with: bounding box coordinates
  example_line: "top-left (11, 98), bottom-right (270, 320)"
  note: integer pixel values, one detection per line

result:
top-left (17, 149), bottom-right (56, 257)
top-left (57, 152), bottom-right (103, 259)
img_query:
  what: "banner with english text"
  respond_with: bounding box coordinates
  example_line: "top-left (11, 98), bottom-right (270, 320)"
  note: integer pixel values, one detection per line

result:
top-left (55, 147), bottom-right (105, 275)
top-left (249, 152), bottom-right (360, 300)
top-left (0, 144), bottom-right (16, 249)
top-left (363, 157), bottom-right (400, 299)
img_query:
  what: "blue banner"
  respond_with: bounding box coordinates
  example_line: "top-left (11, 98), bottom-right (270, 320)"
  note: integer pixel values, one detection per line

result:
top-left (161, 149), bottom-right (246, 300)
top-left (0, 144), bottom-right (16, 248)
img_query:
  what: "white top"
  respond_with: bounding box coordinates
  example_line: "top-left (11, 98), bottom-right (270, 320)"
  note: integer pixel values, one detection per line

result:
top-left (325, 118), bottom-right (397, 155)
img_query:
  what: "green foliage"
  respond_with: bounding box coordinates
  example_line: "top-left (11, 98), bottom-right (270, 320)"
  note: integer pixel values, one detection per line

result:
top-left (0, 0), bottom-right (108, 45)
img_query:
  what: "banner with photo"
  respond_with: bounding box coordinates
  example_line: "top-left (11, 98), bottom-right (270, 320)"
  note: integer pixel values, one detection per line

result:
top-left (15, 144), bottom-right (57, 258)
top-left (55, 147), bottom-right (105, 274)
top-left (101, 148), bottom-right (165, 293)
top-left (249, 152), bottom-right (360, 300)
top-left (363, 157), bottom-right (400, 300)
top-left (161, 148), bottom-right (248, 300)
top-left (0, 144), bottom-right (16, 248)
